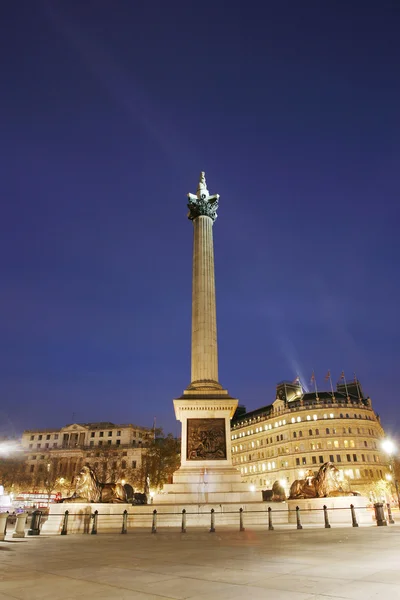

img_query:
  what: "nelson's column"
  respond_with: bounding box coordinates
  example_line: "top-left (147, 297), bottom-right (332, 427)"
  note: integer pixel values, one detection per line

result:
top-left (156, 173), bottom-right (256, 504)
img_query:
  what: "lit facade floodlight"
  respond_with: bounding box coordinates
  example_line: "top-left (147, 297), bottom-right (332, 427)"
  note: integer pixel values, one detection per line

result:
top-left (0, 441), bottom-right (20, 456)
top-left (249, 484), bottom-right (256, 492)
top-left (382, 439), bottom-right (396, 456)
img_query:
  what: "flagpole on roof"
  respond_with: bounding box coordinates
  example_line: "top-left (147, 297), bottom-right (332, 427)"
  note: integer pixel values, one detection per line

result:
top-left (325, 370), bottom-right (335, 399)
top-left (311, 370), bottom-right (319, 400)
top-left (340, 371), bottom-right (349, 400)
top-left (354, 373), bottom-right (362, 401)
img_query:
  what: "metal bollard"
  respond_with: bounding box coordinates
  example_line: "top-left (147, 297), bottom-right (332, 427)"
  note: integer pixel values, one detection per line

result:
top-left (0, 512), bottom-right (9, 541)
top-left (28, 510), bottom-right (42, 536)
top-left (239, 508), bottom-right (245, 532)
top-left (296, 506), bottom-right (303, 530)
top-left (387, 503), bottom-right (395, 525)
top-left (210, 508), bottom-right (215, 533)
top-left (151, 509), bottom-right (157, 534)
top-left (181, 509), bottom-right (186, 533)
top-left (121, 510), bottom-right (128, 534)
top-left (13, 512), bottom-right (27, 539)
top-left (91, 510), bottom-right (98, 535)
top-left (268, 507), bottom-right (274, 531)
top-left (350, 504), bottom-right (359, 527)
top-left (374, 502), bottom-right (387, 527)
top-left (61, 510), bottom-right (69, 535)
top-left (323, 505), bottom-right (331, 529)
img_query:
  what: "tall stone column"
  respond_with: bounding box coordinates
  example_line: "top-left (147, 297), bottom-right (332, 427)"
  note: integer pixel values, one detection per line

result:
top-left (187, 173), bottom-right (222, 390)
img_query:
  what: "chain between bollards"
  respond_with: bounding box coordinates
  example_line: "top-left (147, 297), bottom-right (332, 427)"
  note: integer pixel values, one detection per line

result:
top-left (61, 510), bottom-right (69, 535)
top-left (323, 505), bottom-right (331, 529)
top-left (210, 508), bottom-right (215, 533)
top-left (387, 503), bottom-right (395, 525)
top-left (350, 504), bottom-right (359, 527)
top-left (121, 510), bottom-right (128, 534)
top-left (91, 510), bottom-right (98, 535)
top-left (268, 507), bottom-right (274, 531)
top-left (239, 508), bottom-right (245, 532)
top-left (296, 506), bottom-right (303, 530)
top-left (151, 509), bottom-right (157, 533)
top-left (181, 509), bottom-right (186, 533)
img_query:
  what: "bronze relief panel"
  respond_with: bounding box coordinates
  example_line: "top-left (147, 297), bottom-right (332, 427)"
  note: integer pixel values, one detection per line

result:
top-left (187, 418), bottom-right (227, 460)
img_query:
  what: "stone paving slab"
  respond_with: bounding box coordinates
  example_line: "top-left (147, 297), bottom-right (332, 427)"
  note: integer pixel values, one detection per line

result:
top-left (1, 526), bottom-right (400, 599)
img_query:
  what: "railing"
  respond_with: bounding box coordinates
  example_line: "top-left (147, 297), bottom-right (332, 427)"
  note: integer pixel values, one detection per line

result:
top-left (7, 502), bottom-right (395, 537)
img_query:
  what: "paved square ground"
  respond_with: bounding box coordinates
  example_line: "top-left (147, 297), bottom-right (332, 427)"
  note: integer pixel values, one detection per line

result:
top-left (1, 526), bottom-right (400, 599)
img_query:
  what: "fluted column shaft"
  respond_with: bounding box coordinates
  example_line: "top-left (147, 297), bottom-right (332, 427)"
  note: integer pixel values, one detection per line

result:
top-left (191, 215), bottom-right (219, 385)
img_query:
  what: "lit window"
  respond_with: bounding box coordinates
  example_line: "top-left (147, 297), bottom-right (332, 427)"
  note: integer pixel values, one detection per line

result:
top-left (278, 421), bottom-right (282, 426)
top-left (291, 418), bottom-right (295, 423)
top-left (334, 440), bottom-right (339, 448)
top-left (282, 419), bottom-right (286, 425)
top-left (267, 462), bottom-right (271, 470)
top-left (330, 414), bottom-right (334, 418)
top-left (313, 415), bottom-right (317, 421)
top-left (275, 422), bottom-right (278, 428)
top-left (272, 461), bottom-right (276, 469)
top-left (307, 415), bottom-right (311, 421)
top-left (297, 417), bottom-right (301, 422)
top-left (324, 414), bottom-right (327, 419)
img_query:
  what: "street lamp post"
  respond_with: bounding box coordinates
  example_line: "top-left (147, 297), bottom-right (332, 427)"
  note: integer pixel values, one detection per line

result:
top-left (381, 439), bottom-right (400, 508)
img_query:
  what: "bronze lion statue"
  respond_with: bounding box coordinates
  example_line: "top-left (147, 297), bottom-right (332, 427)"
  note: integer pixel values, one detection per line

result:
top-left (289, 462), bottom-right (357, 500)
top-left (262, 480), bottom-right (287, 502)
top-left (61, 465), bottom-right (127, 503)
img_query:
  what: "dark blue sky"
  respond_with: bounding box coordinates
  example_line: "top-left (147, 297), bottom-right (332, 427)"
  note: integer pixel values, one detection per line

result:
top-left (1, 1), bottom-right (399, 439)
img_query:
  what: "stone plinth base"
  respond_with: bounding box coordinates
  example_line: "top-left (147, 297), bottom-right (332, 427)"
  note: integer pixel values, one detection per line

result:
top-left (287, 496), bottom-right (373, 526)
top-left (155, 466), bottom-right (258, 504)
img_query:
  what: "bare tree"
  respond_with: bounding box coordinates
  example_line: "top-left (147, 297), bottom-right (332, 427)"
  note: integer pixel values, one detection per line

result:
top-left (138, 430), bottom-right (180, 492)
top-left (0, 455), bottom-right (32, 494)
top-left (34, 457), bottom-right (63, 506)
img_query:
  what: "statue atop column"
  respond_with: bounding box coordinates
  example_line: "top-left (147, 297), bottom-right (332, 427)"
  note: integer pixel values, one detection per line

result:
top-left (187, 171), bottom-right (220, 221)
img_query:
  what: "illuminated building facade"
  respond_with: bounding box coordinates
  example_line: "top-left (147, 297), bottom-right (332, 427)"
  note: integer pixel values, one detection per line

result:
top-left (231, 379), bottom-right (389, 496)
top-left (20, 421), bottom-right (152, 489)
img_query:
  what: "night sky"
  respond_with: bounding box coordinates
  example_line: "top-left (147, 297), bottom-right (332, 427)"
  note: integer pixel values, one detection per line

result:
top-left (1, 1), bottom-right (399, 440)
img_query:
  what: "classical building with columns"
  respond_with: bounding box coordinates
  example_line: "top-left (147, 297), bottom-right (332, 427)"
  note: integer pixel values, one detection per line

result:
top-left (20, 422), bottom-right (152, 493)
top-left (231, 378), bottom-right (390, 497)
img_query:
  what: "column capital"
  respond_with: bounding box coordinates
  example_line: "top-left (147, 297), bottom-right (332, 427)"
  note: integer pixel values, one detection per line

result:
top-left (187, 171), bottom-right (219, 221)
